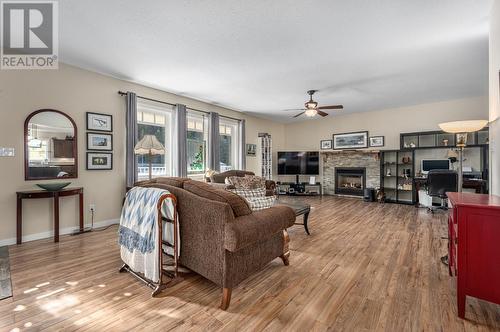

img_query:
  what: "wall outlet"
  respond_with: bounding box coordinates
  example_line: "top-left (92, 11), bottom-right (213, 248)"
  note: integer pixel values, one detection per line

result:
top-left (0, 147), bottom-right (15, 157)
top-left (89, 204), bottom-right (96, 212)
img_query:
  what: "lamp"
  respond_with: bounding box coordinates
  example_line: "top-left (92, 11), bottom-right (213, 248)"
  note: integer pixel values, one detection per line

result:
top-left (438, 120), bottom-right (488, 191)
top-left (134, 135), bottom-right (165, 180)
top-left (304, 108), bottom-right (317, 117)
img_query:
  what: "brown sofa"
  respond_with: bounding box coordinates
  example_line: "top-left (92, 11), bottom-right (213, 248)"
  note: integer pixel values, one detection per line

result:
top-left (135, 177), bottom-right (295, 309)
top-left (207, 170), bottom-right (276, 196)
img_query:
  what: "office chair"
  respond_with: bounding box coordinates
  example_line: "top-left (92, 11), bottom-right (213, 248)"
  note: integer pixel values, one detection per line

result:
top-left (426, 169), bottom-right (458, 213)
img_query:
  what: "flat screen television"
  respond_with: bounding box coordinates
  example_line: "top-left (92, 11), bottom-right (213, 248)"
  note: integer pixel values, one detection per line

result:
top-left (421, 159), bottom-right (450, 175)
top-left (277, 151), bottom-right (319, 175)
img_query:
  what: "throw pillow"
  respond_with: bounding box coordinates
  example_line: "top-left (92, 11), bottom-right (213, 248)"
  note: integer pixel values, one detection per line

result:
top-left (227, 175), bottom-right (266, 189)
top-left (245, 196), bottom-right (276, 211)
top-left (228, 188), bottom-right (266, 198)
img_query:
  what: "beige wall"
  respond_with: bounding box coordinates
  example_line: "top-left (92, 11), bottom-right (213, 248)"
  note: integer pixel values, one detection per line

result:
top-left (279, 96), bottom-right (488, 183)
top-left (489, 1), bottom-right (500, 196)
top-left (283, 96), bottom-right (488, 152)
top-left (0, 64), bottom-right (284, 244)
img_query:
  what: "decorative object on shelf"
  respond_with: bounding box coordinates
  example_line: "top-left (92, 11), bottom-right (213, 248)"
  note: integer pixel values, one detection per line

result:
top-left (403, 168), bottom-right (411, 178)
top-left (87, 152), bottom-right (113, 170)
top-left (309, 176), bottom-right (316, 185)
top-left (320, 139), bottom-right (332, 150)
top-left (442, 139), bottom-right (449, 146)
top-left (439, 120), bottom-right (488, 191)
top-left (386, 168), bottom-right (392, 176)
top-left (369, 136), bottom-right (384, 147)
top-left (333, 131), bottom-right (368, 150)
top-left (402, 156), bottom-right (411, 164)
top-left (87, 132), bottom-right (113, 151)
top-left (447, 149), bottom-right (458, 169)
top-left (246, 144), bottom-right (256, 156)
top-left (86, 112), bottom-right (112, 132)
top-left (36, 182), bottom-right (71, 192)
top-left (259, 133), bottom-right (272, 180)
top-left (134, 135), bottom-right (165, 180)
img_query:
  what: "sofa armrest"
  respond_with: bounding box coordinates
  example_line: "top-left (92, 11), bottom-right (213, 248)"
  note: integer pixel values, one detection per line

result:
top-left (224, 205), bottom-right (295, 252)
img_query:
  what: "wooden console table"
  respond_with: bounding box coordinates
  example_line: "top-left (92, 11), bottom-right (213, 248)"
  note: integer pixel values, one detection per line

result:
top-left (447, 192), bottom-right (500, 319)
top-left (16, 187), bottom-right (84, 244)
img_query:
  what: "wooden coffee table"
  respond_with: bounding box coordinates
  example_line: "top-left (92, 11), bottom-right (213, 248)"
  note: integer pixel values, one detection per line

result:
top-left (275, 201), bottom-right (311, 235)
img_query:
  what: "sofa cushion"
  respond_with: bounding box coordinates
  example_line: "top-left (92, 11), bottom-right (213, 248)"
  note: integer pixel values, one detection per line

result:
top-left (224, 205), bottom-right (296, 252)
top-left (183, 180), bottom-right (252, 217)
top-left (135, 177), bottom-right (190, 188)
top-left (211, 170), bottom-right (255, 184)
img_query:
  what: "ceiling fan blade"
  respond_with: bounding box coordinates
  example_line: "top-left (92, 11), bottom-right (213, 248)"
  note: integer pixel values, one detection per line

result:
top-left (293, 112), bottom-right (305, 118)
top-left (317, 110), bottom-right (329, 117)
top-left (282, 108), bottom-right (306, 112)
top-left (318, 105), bottom-right (343, 110)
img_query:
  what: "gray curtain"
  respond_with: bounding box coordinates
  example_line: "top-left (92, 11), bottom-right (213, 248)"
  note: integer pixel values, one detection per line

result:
top-left (239, 119), bottom-right (246, 170)
top-left (126, 92), bottom-right (138, 187)
top-left (174, 104), bottom-right (187, 177)
top-left (208, 112), bottom-right (220, 171)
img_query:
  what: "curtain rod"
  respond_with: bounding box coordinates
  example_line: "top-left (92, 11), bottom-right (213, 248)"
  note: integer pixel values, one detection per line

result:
top-left (118, 91), bottom-right (242, 122)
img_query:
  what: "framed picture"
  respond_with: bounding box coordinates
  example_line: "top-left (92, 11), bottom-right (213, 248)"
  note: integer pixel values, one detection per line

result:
top-left (320, 139), bottom-right (332, 150)
top-left (333, 131), bottom-right (368, 150)
top-left (246, 143), bottom-right (257, 156)
top-left (87, 132), bottom-right (113, 151)
top-left (86, 152), bottom-right (112, 170)
top-left (369, 136), bottom-right (385, 147)
top-left (86, 112), bottom-right (112, 132)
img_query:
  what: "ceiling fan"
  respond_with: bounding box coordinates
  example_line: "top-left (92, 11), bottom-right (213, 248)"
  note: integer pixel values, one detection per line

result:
top-left (286, 90), bottom-right (343, 118)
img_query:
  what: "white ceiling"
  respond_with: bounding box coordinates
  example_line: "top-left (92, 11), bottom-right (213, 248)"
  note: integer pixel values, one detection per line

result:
top-left (60, 0), bottom-right (492, 122)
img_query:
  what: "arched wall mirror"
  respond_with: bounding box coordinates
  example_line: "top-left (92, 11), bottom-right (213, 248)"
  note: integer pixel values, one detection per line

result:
top-left (24, 109), bottom-right (78, 180)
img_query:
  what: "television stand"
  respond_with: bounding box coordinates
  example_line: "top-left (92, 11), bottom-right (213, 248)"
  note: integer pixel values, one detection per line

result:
top-left (277, 182), bottom-right (322, 196)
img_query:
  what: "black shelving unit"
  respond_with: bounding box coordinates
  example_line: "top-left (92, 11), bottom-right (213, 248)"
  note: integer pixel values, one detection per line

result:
top-left (400, 128), bottom-right (489, 150)
top-left (380, 150), bottom-right (415, 205)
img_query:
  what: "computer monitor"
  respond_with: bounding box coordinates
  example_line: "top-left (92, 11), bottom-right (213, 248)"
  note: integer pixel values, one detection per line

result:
top-left (421, 159), bottom-right (451, 175)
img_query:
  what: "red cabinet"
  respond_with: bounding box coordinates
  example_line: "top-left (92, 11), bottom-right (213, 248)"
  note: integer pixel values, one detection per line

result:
top-left (447, 192), bottom-right (500, 319)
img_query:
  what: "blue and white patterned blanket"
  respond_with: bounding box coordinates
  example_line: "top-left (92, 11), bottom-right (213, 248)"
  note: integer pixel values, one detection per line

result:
top-left (119, 187), bottom-right (169, 254)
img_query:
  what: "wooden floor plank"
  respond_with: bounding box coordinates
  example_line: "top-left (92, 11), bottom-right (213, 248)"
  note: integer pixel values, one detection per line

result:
top-left (3, 196), bottom-right (499, 331)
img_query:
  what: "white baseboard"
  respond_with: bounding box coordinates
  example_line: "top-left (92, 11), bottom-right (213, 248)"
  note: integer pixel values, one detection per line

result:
top-left (0, 218), bottom-right (120, 247)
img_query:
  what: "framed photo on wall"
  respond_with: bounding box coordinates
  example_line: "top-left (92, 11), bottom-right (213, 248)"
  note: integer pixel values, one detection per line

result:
top-left (320, 139), bottom-right (332, 150)
top-left (86, 112), bottom-right (113, 132)
top-left (246, 143), bottom-right (257, 156)
top-left (369, 136), bottom-right (385, 147)
top-left (87, 132), bottom-right (113, 151)
top-left (333, 131), bottom-right (368, 149)
top-left (86, 152), bottom-right (112, 170)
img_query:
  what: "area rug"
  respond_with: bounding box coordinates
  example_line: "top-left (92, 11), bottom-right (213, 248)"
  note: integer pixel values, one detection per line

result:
top-left (0, 246), bottom-right (12, 300)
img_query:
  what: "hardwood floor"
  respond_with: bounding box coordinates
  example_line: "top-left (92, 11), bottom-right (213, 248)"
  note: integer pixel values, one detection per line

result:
top-left (1, 196), bottom-right (499, 331)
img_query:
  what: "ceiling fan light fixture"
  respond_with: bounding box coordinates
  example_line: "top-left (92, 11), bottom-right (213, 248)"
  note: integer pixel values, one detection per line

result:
top-left (305, 101), bottom-right (318, 109)
top-left (305, 108), bottom-right (317, 117)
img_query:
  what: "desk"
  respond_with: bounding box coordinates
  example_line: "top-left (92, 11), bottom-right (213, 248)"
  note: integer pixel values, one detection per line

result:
top-left (16, 187), bottom-right (84, 244)
top-left (414, 177), bottom-right (487, 206)
top-left (447, 192), bottom-right (500, 318)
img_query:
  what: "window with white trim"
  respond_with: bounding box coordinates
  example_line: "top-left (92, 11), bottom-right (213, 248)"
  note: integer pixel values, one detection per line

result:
top-left (219, 117), bottom-right (240, 171)
top-left (136, 100), bottom-right (174, 180)
top-left (187, 111), bottom-right (208, 177)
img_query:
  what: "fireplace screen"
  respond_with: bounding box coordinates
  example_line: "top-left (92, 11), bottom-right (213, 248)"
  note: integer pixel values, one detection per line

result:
top-left (335, 167), bottom-right (366, 196)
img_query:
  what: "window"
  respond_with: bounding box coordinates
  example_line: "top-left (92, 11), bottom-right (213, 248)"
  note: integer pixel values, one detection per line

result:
top-left (219, 118), bottom-right (240, 171)
top-left (136, 100), bottom-right (174, 180)
top-left (187, 111), bottom-right (208, 177)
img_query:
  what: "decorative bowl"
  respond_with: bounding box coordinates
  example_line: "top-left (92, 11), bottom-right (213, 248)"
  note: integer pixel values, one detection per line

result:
top-left (36, 182), bottom-right (71, 192)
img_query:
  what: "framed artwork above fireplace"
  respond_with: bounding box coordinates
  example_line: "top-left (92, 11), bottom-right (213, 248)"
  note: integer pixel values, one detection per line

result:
top-left (333, 131), bottom-right (368, 150)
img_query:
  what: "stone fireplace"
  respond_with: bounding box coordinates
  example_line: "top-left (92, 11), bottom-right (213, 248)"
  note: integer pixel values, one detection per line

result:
top-left (322, 151), bottom-right (380, 195)
top-left (335, 167), bottom-right (366, 196)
